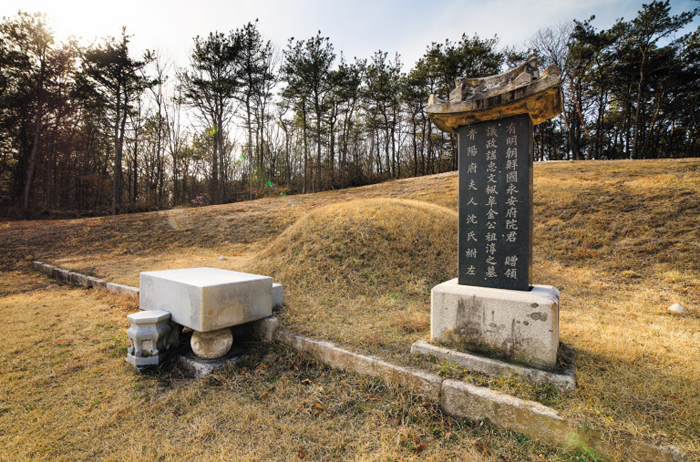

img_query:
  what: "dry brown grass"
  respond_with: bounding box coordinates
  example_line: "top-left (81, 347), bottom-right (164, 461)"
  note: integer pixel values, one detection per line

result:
top-left (0, 272), bottom-right (577, 462)
top-left (1, 158), bottom-right (699, 460)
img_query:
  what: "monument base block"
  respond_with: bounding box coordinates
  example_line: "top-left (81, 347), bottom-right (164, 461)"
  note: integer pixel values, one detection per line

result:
top-left (431, 279), bottom-right (559, 370)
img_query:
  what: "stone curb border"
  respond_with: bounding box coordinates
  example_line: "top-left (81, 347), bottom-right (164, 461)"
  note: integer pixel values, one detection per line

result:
top-left (33, 261), bottom-right (139, 297)
top-left (275, 329), bottom-right (683, 462)
top-left (411, 340), bottom-right (576, 392)
top-left (32, 262), bottom-right (684, 461)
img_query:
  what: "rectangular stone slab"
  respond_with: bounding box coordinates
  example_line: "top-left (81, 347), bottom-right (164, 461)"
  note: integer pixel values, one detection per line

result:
top-left (431, 279), bottom-right (559, 370)
top-left (140, 267), bottom-right (272, 332)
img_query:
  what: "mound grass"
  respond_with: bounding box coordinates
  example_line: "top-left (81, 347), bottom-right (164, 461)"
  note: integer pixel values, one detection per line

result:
top-left (0, 158), bottom-right (699, 459)
top-left (250, 199), bottom-right (456, 355)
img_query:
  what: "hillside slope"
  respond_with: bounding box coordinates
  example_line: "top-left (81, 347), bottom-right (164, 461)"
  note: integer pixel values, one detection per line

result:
top-left (1, 158), bottom-right (699, 459)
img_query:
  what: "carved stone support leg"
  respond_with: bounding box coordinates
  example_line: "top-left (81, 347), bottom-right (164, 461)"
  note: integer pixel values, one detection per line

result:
top-left (126, 310), bottom-right (175, 368)
top-left (190, 328), bottom-right (233, 360)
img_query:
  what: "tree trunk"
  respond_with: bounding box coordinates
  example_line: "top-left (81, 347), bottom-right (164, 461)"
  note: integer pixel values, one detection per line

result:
top-left (315, 95), bottom-right (322, 193)
top-left (632, 50), bottom-right (646, 160)
top-left (112, 87), bottom-right (125, 216)
top-left (23, 58), bottom-right (46, 213)
top-left (302, 103), bottom-right (308, 194)
top-left (246, 96), bottom-right (253, 200)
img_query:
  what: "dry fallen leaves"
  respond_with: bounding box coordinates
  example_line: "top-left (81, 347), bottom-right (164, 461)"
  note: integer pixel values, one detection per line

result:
top-left (473, 441), bottom-right (488, 454)
top-left (116, 407), bottom-right (132, 417)
top-left (410, 434), bottom-right (427, 454)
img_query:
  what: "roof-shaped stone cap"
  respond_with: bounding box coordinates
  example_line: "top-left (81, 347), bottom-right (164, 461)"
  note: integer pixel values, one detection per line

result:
top-left (426, 57), bottom-right (563, 133)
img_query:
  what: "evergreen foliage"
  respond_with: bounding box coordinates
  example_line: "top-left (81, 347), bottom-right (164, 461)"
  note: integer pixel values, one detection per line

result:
top-left (0, 2), bottom-right (698, 216)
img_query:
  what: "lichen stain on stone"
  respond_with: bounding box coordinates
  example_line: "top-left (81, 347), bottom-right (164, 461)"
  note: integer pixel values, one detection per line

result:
top-left (531, 312), bottom-right (548, 321)
top-left (504, 318), bottom-right (525, 358)
top-left (451, 296), bottom-right (489, 351)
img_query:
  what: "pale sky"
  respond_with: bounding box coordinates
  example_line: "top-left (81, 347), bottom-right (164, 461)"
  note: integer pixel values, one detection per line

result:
top-left (3, 0), bottom-right (698, 71)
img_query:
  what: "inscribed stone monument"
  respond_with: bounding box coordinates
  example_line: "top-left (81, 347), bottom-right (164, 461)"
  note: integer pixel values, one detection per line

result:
top-left (458, 114), bottom-right (532, 290)
top-left (423, 57), bottom-right (564, 370)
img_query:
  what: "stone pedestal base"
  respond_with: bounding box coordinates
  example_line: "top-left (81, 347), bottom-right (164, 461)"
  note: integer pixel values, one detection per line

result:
top-left (178, 347), bottom-right (247, 378)
top-left (431, 279), bottom-right (559, 370)
top-left (126, 310), bottom-right (179, 369)
top-left (411, 340), bottom-right (574, 391)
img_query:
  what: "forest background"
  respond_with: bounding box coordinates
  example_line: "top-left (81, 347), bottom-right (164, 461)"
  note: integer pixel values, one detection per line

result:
top-left (1, 0), bottom-right (698, 217)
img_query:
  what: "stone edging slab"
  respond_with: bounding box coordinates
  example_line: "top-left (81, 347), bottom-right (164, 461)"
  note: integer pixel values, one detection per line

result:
top-left (411, 339), bottom-right (576, 392)
top-left (33, 261), bottom-right (140, 298)
top-left (32, 262), bottom-right (684, 461)
top-left (275, 329), bottom-right (684, 462)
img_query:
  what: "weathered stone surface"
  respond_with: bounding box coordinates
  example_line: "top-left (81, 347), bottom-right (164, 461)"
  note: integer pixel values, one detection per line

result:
top-left (441, 379), bottom-right (574, 442)
top-left (67, 272), bottom-right (80, 286)
top-left (178, 347), bottom-right (247, 378)
top-left (190, 327), bottom-right (233, 359)
top-left (86, 276), bottom-right (107, 290)
top-left (449, 58), bottom-right (542, 102)
top-left (275, 329), bottom-right (441, 401)
top-left (272, 328), bottom-right (678, 461)
top-left (140, 268), bottom-right (272, 332)
top-left (33, 261), bottom-right (141, 297)
top-left (668, 303), bottom-right (687, 313)
top-left (252, 316), bottom-right (279, 341)
top-left (431, 280), bottom-right (559, 369)
top-left (54, 268), bottom-right (69, 280)
top-left (33, 261), bottom-right (51, 275)
top-left (442, 379), bottom-right (681, 461)
top-left (107, 282), bottom-right (140, 298)
top-left (272, 283), bottom-right (284, 308)
top-left (126, 310), bottom-right (173, 368)
top-left (411, 340), bottom-right (574, 392)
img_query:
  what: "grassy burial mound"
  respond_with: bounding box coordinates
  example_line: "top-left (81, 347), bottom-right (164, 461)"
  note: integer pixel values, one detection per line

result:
top-left (250, 198), bottom-right (457, 355)
top-left (0, 158), bottom-right (699, 460)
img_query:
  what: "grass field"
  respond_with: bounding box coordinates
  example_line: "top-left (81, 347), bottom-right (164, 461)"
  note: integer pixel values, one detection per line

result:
top-left (1, 158), bottom-right (698, 461)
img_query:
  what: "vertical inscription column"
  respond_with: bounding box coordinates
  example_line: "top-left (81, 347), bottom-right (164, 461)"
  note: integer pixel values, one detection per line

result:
top-left (458, 113), bottom-right (533, 291)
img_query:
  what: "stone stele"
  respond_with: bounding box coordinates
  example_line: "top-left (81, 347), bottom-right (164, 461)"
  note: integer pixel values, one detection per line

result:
top-left (139, 267), bottom-right (273, 333)
top-left (423, 58), bottom-right (564, 371)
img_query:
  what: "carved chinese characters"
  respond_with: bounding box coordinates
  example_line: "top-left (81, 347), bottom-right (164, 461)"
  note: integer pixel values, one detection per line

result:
top-left (458, 114), bottom-right (532, 290)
